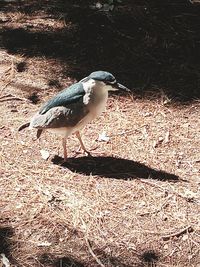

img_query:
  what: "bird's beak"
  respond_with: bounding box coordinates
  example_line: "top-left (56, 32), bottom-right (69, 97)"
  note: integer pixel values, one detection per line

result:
top-left (106, 81), bottom-right (130, 92)
top-left (116, 82), bottom-right (130, 92)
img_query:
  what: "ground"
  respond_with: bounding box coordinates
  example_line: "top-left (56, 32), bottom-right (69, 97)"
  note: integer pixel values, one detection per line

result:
top-left (0, 1), bottom-right (200, 267)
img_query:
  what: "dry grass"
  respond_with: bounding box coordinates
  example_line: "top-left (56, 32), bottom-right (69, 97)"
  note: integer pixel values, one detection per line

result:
top-left (0, 50), bottom-right (200, 267)
top-left (1, 2), bottom-right (200, 266)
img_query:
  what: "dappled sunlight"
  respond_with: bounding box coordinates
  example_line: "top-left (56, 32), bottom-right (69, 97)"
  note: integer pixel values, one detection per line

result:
top-left (1, 1), bottom-right (200, 266)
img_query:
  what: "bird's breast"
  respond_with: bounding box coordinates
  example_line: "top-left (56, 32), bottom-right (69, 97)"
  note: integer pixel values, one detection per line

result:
top-left (87, 88), bottom-right (108, 117)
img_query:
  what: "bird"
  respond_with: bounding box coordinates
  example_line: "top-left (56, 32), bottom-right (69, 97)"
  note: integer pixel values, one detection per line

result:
top-left (18, 71), bottom-right (129, 161)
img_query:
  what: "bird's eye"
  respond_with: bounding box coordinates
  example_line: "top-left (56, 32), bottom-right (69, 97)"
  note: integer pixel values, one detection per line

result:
top-left (105, 79), bottom-right (116, 85)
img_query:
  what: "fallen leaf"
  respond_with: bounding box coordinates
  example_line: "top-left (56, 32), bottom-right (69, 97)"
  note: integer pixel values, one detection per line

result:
top-left (183, 189), bottom-right (197, 199)
top-left (98, 132), bottom-right (110, 142)
top-left (164, 131), bottom-right (170, 143)
top-left (0, 253), bottom-right (10, 267)
top-left (182, 234), bottom-right (188, 241)
top-left (40, 149), bottom-right (50, 160)
top-left (143, 112), bottom-right (153, 117)
top-left (163, 244), bottom-right (168, 250)
top-left (37, 241), bottom-right (52, 247)
top-left (153, 137), bottom-right (164, 148)
top-left (141, 126), bottom-right (148, 139)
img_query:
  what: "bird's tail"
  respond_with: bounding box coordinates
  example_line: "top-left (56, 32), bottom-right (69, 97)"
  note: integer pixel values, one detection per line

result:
top-left (36, 129), bottom-right (43, 139)
top-left (18, 123), bottom-right (43, 139)
top-left (18, 122), bottom-right (30, 131)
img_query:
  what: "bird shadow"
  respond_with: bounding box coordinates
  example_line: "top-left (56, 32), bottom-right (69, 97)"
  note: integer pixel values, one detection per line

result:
top-left (52, 155), bottom-right (179, 181)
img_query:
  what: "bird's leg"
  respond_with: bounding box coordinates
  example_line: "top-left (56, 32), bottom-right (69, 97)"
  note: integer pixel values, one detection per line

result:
top-left (62, 137), bottom-right (67, 161)
top-left (75, 131), bottom-right (91, 156)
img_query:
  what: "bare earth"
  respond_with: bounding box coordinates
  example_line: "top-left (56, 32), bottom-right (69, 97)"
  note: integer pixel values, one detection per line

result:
top-left (0, 3), bottom-right (200, 267)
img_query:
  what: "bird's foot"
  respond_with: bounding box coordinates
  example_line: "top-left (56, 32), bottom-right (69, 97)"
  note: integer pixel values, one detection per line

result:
top-left (73, 146), bottom-right (92, 157)
top-left (84, 150), bottom-right (92, 157)
top-left (60, 156), bottom-right (69, 165)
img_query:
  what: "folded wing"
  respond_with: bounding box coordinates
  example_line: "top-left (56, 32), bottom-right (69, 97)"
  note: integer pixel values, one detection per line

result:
top-left (39, 82), bottom-right (85, 115)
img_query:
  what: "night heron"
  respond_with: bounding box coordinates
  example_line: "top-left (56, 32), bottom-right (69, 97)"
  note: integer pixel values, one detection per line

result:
top-left (19, 71), bottom-right (129, 161)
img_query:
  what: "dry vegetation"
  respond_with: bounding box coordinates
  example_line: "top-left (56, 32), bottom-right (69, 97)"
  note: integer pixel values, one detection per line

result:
top-left (1, 1), bottom-right (200, 267)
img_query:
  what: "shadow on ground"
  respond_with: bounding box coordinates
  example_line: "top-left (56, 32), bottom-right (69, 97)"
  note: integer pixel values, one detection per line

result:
top-left (52, 155), bottom-right (179, 181)
top-left (0, 226), bottom-right (13, 255)
top-left (39, 254), bottom-right (84, 267)
top-left (0, 225), bottom-right (19, 266)
top-left (39, 246), bottom-right (160, 267)
top-left (1, 0), bottom-right (200, 101)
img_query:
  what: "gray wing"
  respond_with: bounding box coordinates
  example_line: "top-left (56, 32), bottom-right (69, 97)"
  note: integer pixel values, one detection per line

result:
top-left (39, 82), bottom-right (85, 115)
top-left (30, 101), bottom-right (89, 129)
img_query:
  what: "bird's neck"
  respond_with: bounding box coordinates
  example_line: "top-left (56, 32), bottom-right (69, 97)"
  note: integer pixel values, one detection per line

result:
top-left (82, 80), bottom-right (108, 116)
top-left (83, 80), bottom-right (108, 104)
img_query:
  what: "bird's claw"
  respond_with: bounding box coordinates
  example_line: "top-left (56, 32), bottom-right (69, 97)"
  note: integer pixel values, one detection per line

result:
top-left (73, 146), bottom-right (92, 157)
top-left (84, 151), bottom-right (92, 157)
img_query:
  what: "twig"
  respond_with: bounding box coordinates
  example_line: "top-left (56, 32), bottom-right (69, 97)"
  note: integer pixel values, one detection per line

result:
top-left (138, 179), bottom-right (197, 202)
top-left (162, 226), bottom-right (194, 241)
top-left (1, 66), bottom-right (12, 76)
top-left (0, 81), bottom-right (13, 94)
top-left (139, 196), bottom-right (171, 216)
top-left (0, 59), bottom-right (15, 94)
top-left (138, 179), bottom-right (167, 191)
top-left (0, 97), bottom-right (26, 102)
top-left (85, 238), bottom-right (105, 267)
top-left (109, 129), bottom-right (136, 137)
top-left (0, 94), bottom-right (28, 102)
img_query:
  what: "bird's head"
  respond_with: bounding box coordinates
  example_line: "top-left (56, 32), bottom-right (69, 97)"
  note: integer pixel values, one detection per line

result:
top-left (86, 71), bottom-right (130, 92)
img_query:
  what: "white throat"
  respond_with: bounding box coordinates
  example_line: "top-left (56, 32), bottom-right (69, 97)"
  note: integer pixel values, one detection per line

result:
top-left (82, 79), bottom-right (108, 116)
